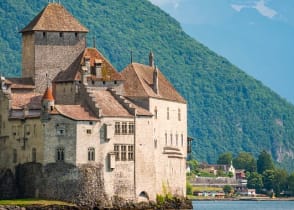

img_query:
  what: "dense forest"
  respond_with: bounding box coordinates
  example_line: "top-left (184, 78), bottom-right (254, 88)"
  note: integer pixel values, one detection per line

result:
top-left (1, 0), bottom-right (294, 171)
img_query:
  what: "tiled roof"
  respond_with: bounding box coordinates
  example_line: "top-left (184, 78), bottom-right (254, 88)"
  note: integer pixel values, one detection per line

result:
top-left (11, 92), bottom-right (42, 109)
top-left (54, 105), bottom-right (99, 121)
top-left (121, 63), bottom-right (186, 103)
top-left (9, 110), bottom-right (40, 119)
top-left (53, 48), bottom-right (123, 82)
top-left (5, 78), bottom-right (35, 89)
top-left (21, 3), bottom-right (88, 33)
top-left (42, 86), bottom-right (54, 101)
top-left (91, 90), bottom-right (132, 117)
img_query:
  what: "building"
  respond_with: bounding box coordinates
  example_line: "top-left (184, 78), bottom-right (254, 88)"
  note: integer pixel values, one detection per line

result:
top-left (0, 3), bottom-right (188, 203)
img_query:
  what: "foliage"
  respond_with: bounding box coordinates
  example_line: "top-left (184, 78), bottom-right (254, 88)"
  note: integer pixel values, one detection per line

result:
top-left (257, 150), bottom-right (275, 174)
top-left (186, 181), bottom-right (193, 195)
top-left (247, 172), bottom-right (263, 193)
top-left (1, 0), bottom-right (294, 171)
top-left (223, 185), bottom-right (234, 195)
top-left (217, 152), bottom-right (233, 165)
top-left (0, 199), bottom-right (74, 206)
top-left (287, 173), bottom-right (294, 196)
top-left (187, 159), bottom-right (199, 174)
top-left (233, 152), bottom-right (257, 172)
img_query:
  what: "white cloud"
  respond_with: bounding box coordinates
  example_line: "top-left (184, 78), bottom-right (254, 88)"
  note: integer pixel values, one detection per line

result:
top-left (231, 0), bottom-right (277, 19)
top-left (254, 0), bottom-right (277, 18)
top-left (149, 0), bottom-right (181, 9)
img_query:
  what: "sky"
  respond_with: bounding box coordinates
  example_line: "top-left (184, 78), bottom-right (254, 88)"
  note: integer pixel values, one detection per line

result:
top-left (149, 0), bottom-right (294, 104)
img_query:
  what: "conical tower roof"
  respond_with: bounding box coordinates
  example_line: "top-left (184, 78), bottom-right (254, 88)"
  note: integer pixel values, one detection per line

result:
top-left (21, 3), bottom-right (88, 33)
top-left (42, 86), bottom-right (54, 101)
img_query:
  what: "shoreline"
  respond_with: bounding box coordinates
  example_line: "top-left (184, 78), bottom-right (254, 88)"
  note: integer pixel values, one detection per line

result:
top-left (191, 197), bottom-right (294, 201)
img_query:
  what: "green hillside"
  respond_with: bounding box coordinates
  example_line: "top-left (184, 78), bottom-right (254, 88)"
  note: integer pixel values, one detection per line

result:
top-left (1, 0), bottom-right (294, 171)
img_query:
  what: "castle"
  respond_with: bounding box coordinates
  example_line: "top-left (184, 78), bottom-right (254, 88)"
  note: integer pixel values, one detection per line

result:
top-left (0, 3), bottom-right (188, 203)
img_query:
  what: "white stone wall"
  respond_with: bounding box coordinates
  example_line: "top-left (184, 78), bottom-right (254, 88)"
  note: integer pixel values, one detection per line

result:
top-left (149, 98), bottom-right (187, 196)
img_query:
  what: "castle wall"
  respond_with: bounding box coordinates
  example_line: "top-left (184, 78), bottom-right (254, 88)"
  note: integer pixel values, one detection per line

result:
top-left (149, 98), bottom-right (187, 196)
top-left (54, 82), bottom-right (77, 105)
top-left (43, 115), bottom-right (77, 165)
top-left (22, 31), bottom-right (86, 93)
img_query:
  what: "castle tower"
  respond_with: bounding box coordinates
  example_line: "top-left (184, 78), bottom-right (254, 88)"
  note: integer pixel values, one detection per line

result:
top-left (20, 3), bottom-right (88, 93)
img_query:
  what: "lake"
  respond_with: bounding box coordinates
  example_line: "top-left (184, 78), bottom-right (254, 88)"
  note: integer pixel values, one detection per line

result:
top-left (192, 200), bottom-right (294, 210)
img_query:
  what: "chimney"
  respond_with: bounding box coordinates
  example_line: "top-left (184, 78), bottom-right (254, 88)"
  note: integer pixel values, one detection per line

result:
top-left (81, 66), bottom-right (88, 85)
top-left (94, 59), bottom-right (102, 78)
top-left (149, 51), bottom-right (154, 67)
top-left (85, 56), bottom-right (91, 72)
top-left (153, 66), bottom-right (159, 94)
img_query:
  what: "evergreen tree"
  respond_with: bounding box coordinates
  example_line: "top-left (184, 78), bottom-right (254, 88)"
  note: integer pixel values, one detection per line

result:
top-left (257, 150), bottom-right (274, 174)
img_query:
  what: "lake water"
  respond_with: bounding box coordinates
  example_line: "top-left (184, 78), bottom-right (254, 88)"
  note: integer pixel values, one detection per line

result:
top-left (192, 200), bottom-right (294, 210)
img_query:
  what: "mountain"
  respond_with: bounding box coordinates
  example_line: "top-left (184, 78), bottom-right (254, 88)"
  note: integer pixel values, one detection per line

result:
top-left (1, 0), bottom-right (294, 171)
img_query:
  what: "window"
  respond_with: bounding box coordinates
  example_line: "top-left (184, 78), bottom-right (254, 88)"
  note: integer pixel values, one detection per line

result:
top-left (86, 129), bottom-right (92, 134)
top-left (115, 122), bottom-right (120, 134)
top-left (43, 32), bottom-right (46, 37)
top-left (121, 145), bottom-right (127, 161)
top-left (56, 124), bottom-right (66, 136)
top-left (32, 148), bottom-right (36, 162)
top-left (170, 133), bottom-right (173, 145)
top-left (181, 134), bottom-right (184, 147)
top-left (33, 124), bottom-right (36, 136)
top-left (167, 107), bottom-right (170, 120)
top-left (154, 106), bottom-right (158, 119)
top-left (128, 122), bottom-right (134, 134)
top-left (25, 125), bottom-right (31, 136)
top-left (56, 147), bottom-right (65, 161)
top-left (176, 133), bottom-right (179, 146)
top-left (122, 122), bottom-right (127, 134)
top-left (75, 32), bottom-right (78, 38)
top-left (114, 80), bottom-right (117, 84)
top-left (59, 32), bottom-right (63, 37)
top-left (178, 108), bottom-right (181, 121)
top-left (154, 139), bottom-right (157, 148)
top-left (88, 147), bottom-right (95, 161)
top-left (114, 144), bottom-right (134, 161)
top-left (128, 145), bottom-right (134, 161)
top-left (165, 132), bottom-right (167, 145)
top-left (13, 149), bottom-right (17, 163)
top-left (114, 145), bottom-right (120, 161)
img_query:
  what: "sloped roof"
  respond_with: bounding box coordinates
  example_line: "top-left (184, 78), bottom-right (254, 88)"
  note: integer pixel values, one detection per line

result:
top-left (53, 48), bottom-right (123, 82)
top-left (121, 63), bottom-right (186, 103)
top-left (5, 78), bottom-right (35, 89)
top-left (21, 3), bottom-right (88, 33)
top-left (91, 90), bottom-right (132, 117)
top-left (54, 105), bottom-right (99, 121)
top-left (42, 86), bottom-right (54, 101)
top-left (11, 92), bottom-right (42, 109)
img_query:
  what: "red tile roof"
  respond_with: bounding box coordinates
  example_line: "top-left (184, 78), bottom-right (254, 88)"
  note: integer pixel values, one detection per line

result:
top-left (11, 92), bottom-right (42, 109)
top-left (21, 3), bottom-right (88, 33)
top-left (53, 48), bottom-right (123, 82)
top-left (91, 90), bottom-right (132, 117)
top-left (42, 86), bottom-right (54, 101)
top-left (121, 63), bottom-right (186, 103)
top-left (54, 105), bottom-right (99, 121)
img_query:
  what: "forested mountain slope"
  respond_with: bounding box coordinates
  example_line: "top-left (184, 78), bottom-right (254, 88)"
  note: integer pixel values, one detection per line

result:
top-left (1, 0), bottom-right (294, 171)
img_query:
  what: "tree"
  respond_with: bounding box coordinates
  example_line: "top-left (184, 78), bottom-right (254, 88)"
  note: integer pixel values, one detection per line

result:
top-left (262, 170), bottom-right (276, 191)
top-left (233, 152), bottom-right (257, 172)
top-left (247, 172), bottom-right (263, 193)
top-left (273, 169), bottom-right (288, 196)
top-left (257, 150), bottom-right (274, 174)
top-left (223, 185), bottom-right (234, 196)
top-left (287, 173), bottom-right (294, 196)
top-left (188, 159), bottom-right (198, 174)
top-left (217, 152), bottom-right (232, 165)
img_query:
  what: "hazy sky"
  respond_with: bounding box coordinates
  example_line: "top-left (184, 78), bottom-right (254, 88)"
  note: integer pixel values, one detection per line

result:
top-left (149, 0), bottom-right (294, 104)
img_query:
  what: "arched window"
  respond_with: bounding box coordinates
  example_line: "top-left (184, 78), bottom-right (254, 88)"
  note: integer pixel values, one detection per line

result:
top-left (167, 107), bottom-right (170, 120)
top-left (56, 147), bottom-right (65, 161)
top-left (154, 106), bottom-right (158, 119)
top-left (88, 147), bottom-right (95, 161)
top-left (178, 108), bottom-right (181, 121)
top-left (32, 148), bottom-right (36, 162)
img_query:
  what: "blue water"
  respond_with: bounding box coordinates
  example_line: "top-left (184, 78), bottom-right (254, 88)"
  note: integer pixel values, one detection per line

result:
top-left (193, 200), bottom-right (294, 210)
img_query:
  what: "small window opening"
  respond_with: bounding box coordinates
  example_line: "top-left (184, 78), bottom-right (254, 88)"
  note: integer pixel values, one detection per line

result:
top-left (59, 32), bottom-right (63, 37)
top-left (103, 81), bottom-right (106, 85)
top-left (114, 80), bottom-right (117, 84)
top-left (86, 129), bottom-right (92, 134)
top-left (43, 32), bottom-right (46, 37)
top-left (75, 32), bottom-right (78, 37)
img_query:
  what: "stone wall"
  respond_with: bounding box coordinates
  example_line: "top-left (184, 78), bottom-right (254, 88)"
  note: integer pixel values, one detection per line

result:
top-left (14, 162), bottom-right (107, 207)
top-left (0, 169), bottom-right (17, 199)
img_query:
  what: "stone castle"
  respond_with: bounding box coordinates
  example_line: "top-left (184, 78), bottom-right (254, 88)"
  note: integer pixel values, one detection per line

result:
top-left (0, 3), bottom-right (188, 205)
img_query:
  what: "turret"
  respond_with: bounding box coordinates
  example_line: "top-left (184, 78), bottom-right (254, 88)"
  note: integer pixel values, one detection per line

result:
top-left (42, 85), bottom-right (55, 112)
